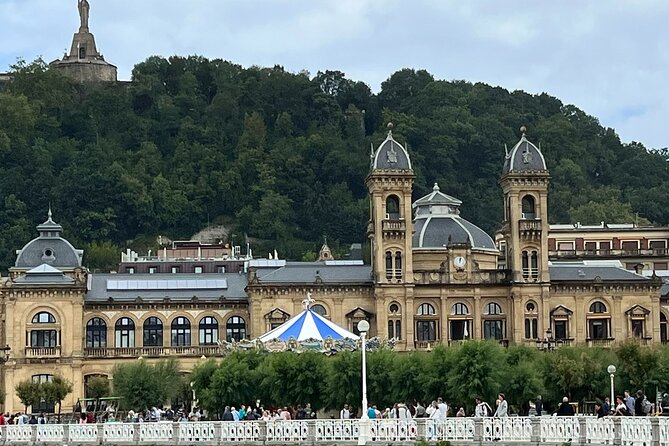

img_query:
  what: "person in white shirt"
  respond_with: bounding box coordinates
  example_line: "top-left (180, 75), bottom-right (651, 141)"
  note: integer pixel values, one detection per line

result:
top-left (437, 397), bottom-right (448, 419)
top-left (475, 397), bottom-right (490, 417)
top-left (427, 401), bottom-right (439, 419)
top-left (494, 393), bottom-right (508, 417)
top-left (340, 404), bottom-right (350, 419)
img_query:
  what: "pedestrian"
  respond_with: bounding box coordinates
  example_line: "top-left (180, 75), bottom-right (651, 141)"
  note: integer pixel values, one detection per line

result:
top-left (456, 407), bottom-right (465, 417)
top-left (614, 396), bottom-right (630, 416)
top-left (602, 397), bottom-right (611, 415)
top-left (222, 406), bottom-right (233, 422)
top-left (624, 390), bottom-right (635, 416)
top-left (556, 397), bottom-right (575, 416)
top-left (474, 397), bottom-right (490, 417)
top-left (494, 394), bottom-right (508, 417)
top-left (367, 405), bottom-right (376, 419)
top-left (436, 397), bottom-right (448, 419)
top-left (415, 402), bottom-right (426, 418)
top-left (340, 404), bottom-right (350, 419)
top-left (595, 401), bottom-right (606, 418)
top-left (535, 395), bottom-right (543, 416)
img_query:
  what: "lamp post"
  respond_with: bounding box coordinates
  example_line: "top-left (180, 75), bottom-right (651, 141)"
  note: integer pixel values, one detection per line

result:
top-left (357, 320), bottom-right (370, 446)
top-left (607, 364), bottom-right (616, 407)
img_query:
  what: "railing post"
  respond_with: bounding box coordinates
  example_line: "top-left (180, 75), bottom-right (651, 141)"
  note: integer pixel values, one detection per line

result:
top-left (258, 420), bottom-right (267, 445)
top-left (63, 424), bottom-right (70, 445)
top-left (578, 416), bottom-right (587, 445)
top-left (97, 423), bottom-right (104, 445)
top-left (133, 423), bottom-right (140, 444)
top-left (612, 417), bottom-right (622, 446)
top-left (30, 425), bottom-right (37, 445)
top-left (213, 421), bottom-right (222, 445)
top-left (172, 421), bottom-right (180, 445)
top-left (415, 419), bottom-right (426, 441)
top-left (651, 417), bottom-right (660, 446)
top-left (473, 418), bottom-right (483, 446)
top-left (306, 419), bottom-right (316, 446)
top-left (530, 417), bottom-right (541, 444)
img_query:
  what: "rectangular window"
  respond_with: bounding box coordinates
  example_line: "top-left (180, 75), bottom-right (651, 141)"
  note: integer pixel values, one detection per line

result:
top-left (524, 318), bottom-right (538, 339)
top-left (148, 267), bottom-right (157, 274)
top-left (554, 320), bottom-right (568, 340)
top-left (654, 262), bottom-right (668, 270)
top-left (30, 330), bottom-right (57, 348)
top-left (171, 266), bottom-right (180, 274)
top-left (483, 320), bottom-right (505, 340)
top-left (557, 242), bottom-right (574, 251)
top-left (199, 328), bottom-right (218, 345)
top-left (621, 241), bottom-right (639, 252)
top-left (127, 267), bottom-right (135, 274)
top-left (600, 241), bottom-right (611, 254)
top-left (589, 319), bottom-right (608, 339)
top-left (217, 266), bottom-right (226, 273)
top-left (115, 330), bottom-right (135, 348)
top-left (450, 320), bottom-right (470, 341)
top-left (584, 242), bottom-right (597, 252)
top-left (416, 320), bottom-right (437, 342)
top-left (631, 320), bottom-right (644, 338)
top-left (194, 266), bottom-right (203, 274)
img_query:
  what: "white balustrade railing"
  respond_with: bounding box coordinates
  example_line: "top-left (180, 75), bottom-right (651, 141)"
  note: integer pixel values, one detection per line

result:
top-left (585, 417), bottom-right (614, 444)
top-left (178, 421), bottom-right (216, 443)
top-left (266, 420), bottom-right (308, 443)
top-left (425, 418), bottom-right (475, 441)
top-left (659, 418), bottom-right (669, 446)
top-left (482, 417), bottom-right (532, 442)
top-left (0, 417), bottom-right (666, 444)
top-left (315, 419), bottom-right (359, 441)
top-left (540, 417), bottom-right (580, 442)
top-left (620, 417), bottom-right (652, 446)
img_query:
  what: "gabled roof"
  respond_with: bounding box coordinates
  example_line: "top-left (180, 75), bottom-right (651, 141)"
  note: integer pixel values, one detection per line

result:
top-left (13, 263), bottom-right (75, 285)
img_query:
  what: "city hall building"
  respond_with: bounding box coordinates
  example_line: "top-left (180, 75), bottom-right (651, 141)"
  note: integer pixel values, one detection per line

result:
top-left (1, 129), bottom-right (665, 412)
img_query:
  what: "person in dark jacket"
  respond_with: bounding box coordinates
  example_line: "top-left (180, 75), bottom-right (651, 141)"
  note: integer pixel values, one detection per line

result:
top-left (634, 390), bottom-right (645, 416)
top-left (556, 397), bottom-right (575, 416)
top-left (595, 402), bottom-right (606, 418)
top-left (222, 406), bottom-right (233, 421)
top-left (535, 396), bottom-right (543, 416)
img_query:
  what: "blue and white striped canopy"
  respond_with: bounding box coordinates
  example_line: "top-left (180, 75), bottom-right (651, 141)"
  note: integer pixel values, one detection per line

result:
top-left (258, 309), bottom-right (359, 342)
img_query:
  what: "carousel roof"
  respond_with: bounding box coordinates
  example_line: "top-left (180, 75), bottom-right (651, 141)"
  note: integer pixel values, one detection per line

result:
top-left (258, 296), bottom-right (359, 342)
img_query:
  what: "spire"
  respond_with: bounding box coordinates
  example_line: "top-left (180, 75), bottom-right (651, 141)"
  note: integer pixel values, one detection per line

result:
top-left (318, 238), bottom-right (333, 261)
top-left (48, 202), bottom-right (52, 221)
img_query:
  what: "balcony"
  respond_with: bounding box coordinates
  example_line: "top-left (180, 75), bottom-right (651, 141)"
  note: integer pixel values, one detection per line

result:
top-left (414, 340), bottom-right (441, 350)
top-left (549, 248), bottom-right (669, 259)
top-left (382, 219), bottom-right (406, 232)
top-left (84, 346), bottom-right (222, 358)
top-left (519, 219), bottom-right (542, 241)
top-left (24, 347), bottom-right (61, 358)
top-left (586, 338), bottom-right (615, 348)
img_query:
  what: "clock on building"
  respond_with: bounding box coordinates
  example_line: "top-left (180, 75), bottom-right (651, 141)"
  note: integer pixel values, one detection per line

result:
top-left (453, 256), bottom-right (466, 269)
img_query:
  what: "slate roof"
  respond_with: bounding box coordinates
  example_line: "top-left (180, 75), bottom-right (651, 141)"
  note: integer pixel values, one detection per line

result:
top-left (411, 184), bottom-right (497, 250)
top-left (372, 129), bottom-right (412, 170)
top-left (255, 262), bottom-right (373, 284)
top-left (85, 273), bottom-right (248, 303)
top-left (15, 213), bottom-right (83, 269)
top-left (502, 131), bottom-right (547, 175)
top-left (549, 264), bottom-right (649, 282)
top-left (13, 264), bottom-right (75, 285)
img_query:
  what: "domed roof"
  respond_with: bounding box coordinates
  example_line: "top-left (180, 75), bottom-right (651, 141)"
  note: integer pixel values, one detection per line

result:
top-left (371, 124), bottom-right (412, 171)
top-left (15, 210), bottom-right (83, 269)
top-left (502, 128), bottom-right (547, 175)
top-left (412, 184), bottom-right (496, 250)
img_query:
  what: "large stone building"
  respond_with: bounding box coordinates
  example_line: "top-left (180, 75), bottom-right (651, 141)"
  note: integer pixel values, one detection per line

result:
top-left (50, 1), bottom-right (117, 82)
top-left (1, 127), bottom-right (665, 412)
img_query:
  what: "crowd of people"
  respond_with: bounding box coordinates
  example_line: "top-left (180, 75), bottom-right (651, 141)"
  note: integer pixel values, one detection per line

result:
top-left (0, 412), bottom-right (49, 425)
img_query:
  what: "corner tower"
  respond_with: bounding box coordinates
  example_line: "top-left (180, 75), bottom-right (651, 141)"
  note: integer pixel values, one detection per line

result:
top-left (366, 123), bottom-right (415, 284)
top-left (500, 127), bottom-right (550, 283)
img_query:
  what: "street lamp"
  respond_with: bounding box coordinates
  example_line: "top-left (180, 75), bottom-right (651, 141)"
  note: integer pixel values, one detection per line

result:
top-left (357, 320), bottom-right (370, 446)
top-left (607, 365), bottom-right (616, 407)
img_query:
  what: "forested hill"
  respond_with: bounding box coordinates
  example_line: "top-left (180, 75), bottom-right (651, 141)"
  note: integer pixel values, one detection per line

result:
top-left (0, 56), bottom-right (667, 271)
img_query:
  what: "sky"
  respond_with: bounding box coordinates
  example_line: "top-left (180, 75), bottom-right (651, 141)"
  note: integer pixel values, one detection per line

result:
top-left (1, 0), bottom-right (668, 149)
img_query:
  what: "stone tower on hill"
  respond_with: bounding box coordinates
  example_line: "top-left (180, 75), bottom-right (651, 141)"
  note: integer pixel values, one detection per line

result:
top-left (50, 0), bottom-right (117, 82)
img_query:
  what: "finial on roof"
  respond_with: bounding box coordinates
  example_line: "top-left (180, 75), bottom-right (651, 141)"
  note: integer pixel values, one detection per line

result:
top-left (387, 122), bottom-right (394, 136)
top-left (520, 125), bottom-right (527, 137)
top-left (433, 182), bottom-right (440, 191)
top-left (504, 143), bottom-right (509, 158)
top-left (48, 202), bottom-right (52, 220)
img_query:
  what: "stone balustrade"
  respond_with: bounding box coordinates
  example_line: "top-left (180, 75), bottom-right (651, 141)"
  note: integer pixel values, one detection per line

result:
top-left (0, 416), bottom-right (666, 445)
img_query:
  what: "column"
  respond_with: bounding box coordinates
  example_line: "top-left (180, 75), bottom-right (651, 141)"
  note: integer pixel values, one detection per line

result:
top-left (473, 294), bottom-right (481, 340)
top-left (440, 295), bottom-right (448, 343)
top-left (405, 298), bottom-right (415, 349)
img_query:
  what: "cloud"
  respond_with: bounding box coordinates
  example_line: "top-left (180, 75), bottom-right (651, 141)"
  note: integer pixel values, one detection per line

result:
top-left (0, 0), bottom-right (668, 148)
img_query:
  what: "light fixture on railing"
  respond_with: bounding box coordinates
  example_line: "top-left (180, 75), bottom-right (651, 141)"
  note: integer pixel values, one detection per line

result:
top-left (536, 329), bottom-right (557, 351)
top-left (0, 345), bottom-right (10, 363)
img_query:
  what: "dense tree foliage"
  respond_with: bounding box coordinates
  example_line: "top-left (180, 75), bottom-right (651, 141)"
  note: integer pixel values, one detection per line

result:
top-left (188, 342), bottom-right (669, 417)
top-left (112, 358), bottom-right (183, 410)
top-left (1, 57), bottom-right (667, 271)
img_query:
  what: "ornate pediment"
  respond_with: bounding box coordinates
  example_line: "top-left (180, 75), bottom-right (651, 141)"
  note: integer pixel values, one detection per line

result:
top-left (345, 306), bottom-right (374, 319)
top-left (264, 307), bottom-right (290, 321)
top-left (550, 305), bottom-right (573, 317)
top-left (625, 304), bottom-right (650, 317)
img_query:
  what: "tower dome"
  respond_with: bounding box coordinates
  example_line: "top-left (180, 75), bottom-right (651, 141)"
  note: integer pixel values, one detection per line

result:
top-left (502, 127), bottom-right (547, 175)
top-left (371, 124), bottom-right (412, 171)
top-left (14, 210), bottom-right (83, 269)
top-left (412, 183), bottom-right (496, 250)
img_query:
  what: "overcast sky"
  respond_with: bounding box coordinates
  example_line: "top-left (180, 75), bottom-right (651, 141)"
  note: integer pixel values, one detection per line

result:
top-left (1, 0), bottom-right (668, 149)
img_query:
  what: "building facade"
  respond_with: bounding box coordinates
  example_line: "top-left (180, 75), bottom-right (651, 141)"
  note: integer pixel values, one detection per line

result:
top-left (0, 128), bottom-right (665, 412)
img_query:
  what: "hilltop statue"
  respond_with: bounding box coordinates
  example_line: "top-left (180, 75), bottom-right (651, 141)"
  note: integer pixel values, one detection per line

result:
top-left (78, 0), bottom-right (90, 30)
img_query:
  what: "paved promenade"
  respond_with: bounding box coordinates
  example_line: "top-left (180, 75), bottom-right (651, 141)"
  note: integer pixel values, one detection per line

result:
top-left (0, 416), bottom-right (665, 445)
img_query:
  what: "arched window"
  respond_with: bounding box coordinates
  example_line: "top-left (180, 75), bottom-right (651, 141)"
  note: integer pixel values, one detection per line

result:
top-left (311, 305), bottom-right (327, 317)
top-left (526, 302), bottom-right (536, 313)
top-left (451, 303), bottom-right (469, 316)
top-left (522, 251), bottom-right (530, 279)
top-left (524, 301), bottom-right (538, 339)
top-left (226, 316), bottom-right (246, 342)
top-left (143, 317), bottom-right (163, 347)
top-left (589, 302), bottom-right (607, 314)
top-left (171, 317), bottom-right (191, 346)
top-left (416, 303), bottom-right (436, 316)
top-left (386, 195), bottom-right (400, 220)
top-left (531, 251), bottom-right (539, 279)
top-left (485, 303), bottom-right (503, 315)
top-left (115, 318), bottom-right (135, 348)
top-left (86, 318), bottom-right (106, 348)
top-left (483, 303), bottom-right (505, 340)
top-left (588, 302), bottom-right (610, 340)
top-left (389, 303), bottom-right (400, 314)
top-left (30, 311), bottom-right (57, 348)
top-left (32, 312), bottom-right (56, 324)
top-left (78, 46), bottom-right (86, 59)
top-left (388, 303), bottom-right (401, 340)
top-left (522, 195), bottom-right (536, 219)
top-left (199, 316), bottom-right (218, 345)
top-left (385, 251), bottom-right (393, 279)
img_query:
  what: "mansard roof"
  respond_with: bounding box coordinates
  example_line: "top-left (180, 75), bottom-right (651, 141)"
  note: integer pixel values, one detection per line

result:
top-left (502, 127), bottom-right (547, 175)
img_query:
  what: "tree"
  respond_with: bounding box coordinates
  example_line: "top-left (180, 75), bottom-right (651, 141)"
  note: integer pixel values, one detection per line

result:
top-left (86, 376), bottom-right (111, 399)
top-left (112, 359), bottom-right (181, 410)
top-left (15, 380), bottom-right (41, 412)
top-left (42, 376), bottom-right (72, 421)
